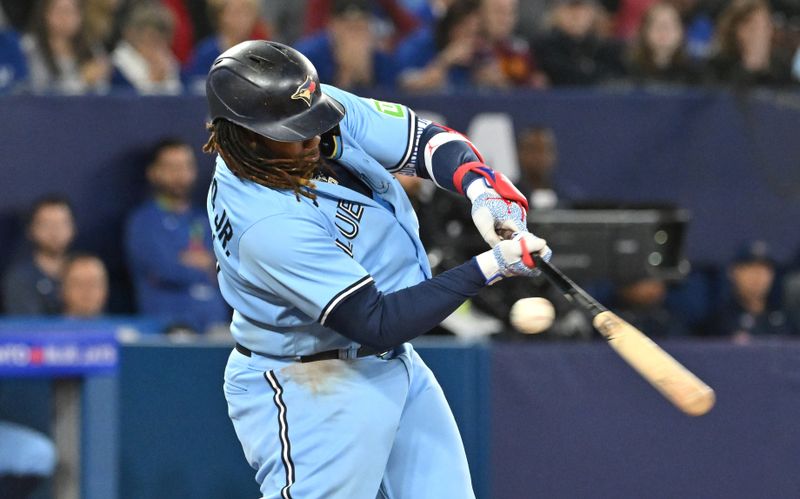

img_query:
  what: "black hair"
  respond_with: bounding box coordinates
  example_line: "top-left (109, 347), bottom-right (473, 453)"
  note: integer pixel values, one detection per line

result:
top-left (147, 137), bottom-right (192, 167)
top-left (27, 0), bottom-right (94, 78)
top-left (203, 120), bottom-right (320, 201)
top-left (27, 194), bottom-right (74, 227)
top-left (434, 0), bottom-right (481, 51)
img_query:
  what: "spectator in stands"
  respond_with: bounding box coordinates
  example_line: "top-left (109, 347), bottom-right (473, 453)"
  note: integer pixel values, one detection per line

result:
top-left (482, 0), bottom-right (547, 87)
top-left (515, 126), bottom-right (584, 209)
top-left (396, 0), bottom-right (505, 91)
top-left (21, 0), bottom-right (110, 94)
top-left (260, 0), bottom-right (307, 44)
top-left (613, 275), bottom-right (690, 337)
top-left (533, 0), bottom-right (625, 86)
top-left (712, 240), bottom-right (792, 341)
top-left (303, 0), bottom-right (419, 47)
top-left (83, 0), bottom-right (120, 51)
top-left (184, 0), bottom-right (266, 93)
top-left (2, 195), bottom-right (75, 315)
top-left (771, 0), bottom-right (800, 60)
top-left (514, 0), bottom-right (551, 41)
top-left (61, 253), bottom-right (108, 318)
top-left (124, 138), bottom-right (229, 334)
top-left (0, 25), bottom-right (27, 94)
top-left (626, 1), bottom-right (700, 85)
top-left (784, 247), bottom-right (800, 333)
top-left (613, 0), bottom-right (657, 40)
top-left (294, 0), bottom-right (397, 90)
top-left (161, 0), bottom-right (196, 64)
top-left (0, 2), bottom-right (34, 31)
top-left (665, 264), bottom-right (717, 335)
top-left (110, 2), bottom-right (182, 95)
top-left (669, 0), bottom-right (715, 60)
top-left (516, 126), bottom-right (559, 209)
top-left (404, 0), bottom-right (458, 28)
top-left (0, 421), bottom-right (56, 499)
top-left (789, 46), bottom-right (800, 83)
top-left (708, 0), bottom-right (795, 87)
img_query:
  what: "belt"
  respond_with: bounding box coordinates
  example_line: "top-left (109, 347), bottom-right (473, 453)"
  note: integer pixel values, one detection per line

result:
top-left (235, 343), bottom-right (386, 363)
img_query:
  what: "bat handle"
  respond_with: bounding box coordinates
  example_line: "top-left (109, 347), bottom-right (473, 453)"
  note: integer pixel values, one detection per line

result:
top-left (519, 238), bottom-right (535, 268)
top-left (533, 256), bottom-right (607, 317)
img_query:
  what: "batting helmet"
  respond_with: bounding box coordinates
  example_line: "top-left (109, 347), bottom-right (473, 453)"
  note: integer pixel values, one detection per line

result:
top-left (206, 40), bottom-right (345, 142)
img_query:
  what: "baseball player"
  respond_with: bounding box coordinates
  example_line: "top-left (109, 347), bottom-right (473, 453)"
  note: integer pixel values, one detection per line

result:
top-left (203, 40), bottom-right (551, 498)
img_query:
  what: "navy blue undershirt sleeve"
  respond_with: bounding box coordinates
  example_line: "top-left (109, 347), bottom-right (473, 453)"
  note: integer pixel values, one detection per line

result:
top-left (415, 123), bottom-right (482, 193)
top-left (324, 259), bottom-right (486, 350)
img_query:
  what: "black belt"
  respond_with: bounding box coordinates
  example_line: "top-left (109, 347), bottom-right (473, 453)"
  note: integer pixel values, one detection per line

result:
top-left (235, 343), bottom-right (386, 363)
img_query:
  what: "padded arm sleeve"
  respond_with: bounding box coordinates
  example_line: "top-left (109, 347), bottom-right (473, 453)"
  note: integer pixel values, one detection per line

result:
top-left (413, 122), bottom-right (484, 193)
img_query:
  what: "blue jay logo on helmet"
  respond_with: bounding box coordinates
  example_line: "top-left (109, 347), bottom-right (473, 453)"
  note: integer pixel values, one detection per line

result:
top-left (291, 76), bottom-right (317, 107)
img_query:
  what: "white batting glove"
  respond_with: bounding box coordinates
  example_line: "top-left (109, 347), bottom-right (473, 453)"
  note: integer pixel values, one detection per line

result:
top-left (475, 232), bottom-right (552, 285)
top-left (467, 176), bottom-right (528, 248)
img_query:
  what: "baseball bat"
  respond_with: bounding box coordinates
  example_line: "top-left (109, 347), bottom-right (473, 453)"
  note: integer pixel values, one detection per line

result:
top-left (532, 255), bottom-right (716, 416)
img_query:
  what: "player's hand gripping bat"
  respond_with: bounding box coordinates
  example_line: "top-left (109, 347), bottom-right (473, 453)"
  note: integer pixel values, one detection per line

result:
top-left (530, 254), bottom-right (715, 416)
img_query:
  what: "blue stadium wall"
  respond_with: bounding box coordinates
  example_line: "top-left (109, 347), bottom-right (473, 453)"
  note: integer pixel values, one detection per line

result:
top-left (4, 337), bottom-right (800, 498)
top-left (3, 89), bottom-right (800, 498)
top-left (2, 89), bottom-right (800, 276)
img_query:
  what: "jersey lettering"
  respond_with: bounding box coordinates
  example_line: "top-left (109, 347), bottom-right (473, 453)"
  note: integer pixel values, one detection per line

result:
top-left (214, 209), bottom-right (233, 257)
top-left (334, 200), bottom-right (363, 257)
top-left (335, 239), bottom-right (354, 257)
top-left (210, 179), bottom-right (235, 258)
top-left (338, 201), bottom-right (364, 222)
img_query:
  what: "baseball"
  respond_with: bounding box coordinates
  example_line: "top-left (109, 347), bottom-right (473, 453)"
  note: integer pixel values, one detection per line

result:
top-left (510, 297), bottom-right (555, 334)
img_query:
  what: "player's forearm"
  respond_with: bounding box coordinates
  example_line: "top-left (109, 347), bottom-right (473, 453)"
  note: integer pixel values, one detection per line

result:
top-left (414, 123), bottom-right (484, 192)
top-left (413, 122), bottom-right (530, 247)
top-left (324, 260), bottom-right (486, 350)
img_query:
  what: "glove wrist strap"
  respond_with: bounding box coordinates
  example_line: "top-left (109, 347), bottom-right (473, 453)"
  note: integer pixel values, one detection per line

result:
top-left (453, 161), bottom-right (489, 196)
top-left (453, 163), bottom-right (530, 212)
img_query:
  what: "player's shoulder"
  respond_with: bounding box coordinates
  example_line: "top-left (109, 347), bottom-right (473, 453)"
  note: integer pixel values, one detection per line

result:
top-left (322, 85), bottom-right (410, 125)
top-left (320, 84), bottom-right (353, 108)
top-left (237, 196), bottom-right (333, 267)
top-left (212, 156), bottom-right (322, 228)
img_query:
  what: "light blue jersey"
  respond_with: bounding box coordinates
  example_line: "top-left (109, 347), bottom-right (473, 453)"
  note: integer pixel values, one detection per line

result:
top-left (210, 46), bottom-right (478, 499)
top-left (208, 85), bottom-right (430, 357)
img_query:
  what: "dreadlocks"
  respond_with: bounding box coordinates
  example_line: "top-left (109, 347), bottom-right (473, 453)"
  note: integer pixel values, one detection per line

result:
top-left (203, 120), bottom-right (320, 201)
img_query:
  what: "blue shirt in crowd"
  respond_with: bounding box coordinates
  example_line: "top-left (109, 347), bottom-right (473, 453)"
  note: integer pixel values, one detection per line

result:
top-left (293, 32), bottom-right (397, 88)
top-left (182, 36), bottom-right (223, 93)
top-left (1, 255), bottom-right (60, 315)
top-left (0, 30), bottom-right (27, 95)
top-left (394, 27), bottom-right (471, 88)
top-left (124, 198), bottom-right (230, 333)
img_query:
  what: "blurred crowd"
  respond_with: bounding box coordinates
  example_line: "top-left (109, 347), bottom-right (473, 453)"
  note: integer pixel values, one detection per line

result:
top-left (0, 126), bottom-right (798, 345)
top-left (398, 126), bottom-right (800, 343)
top-left (0, 0), bottom-right (798, 342)
top-left (1, 4), bottom-right (796, 495)
top-left (1, 138), bottom-right (231, 338)
top-left (0, 0), bottom-right (799, 95)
